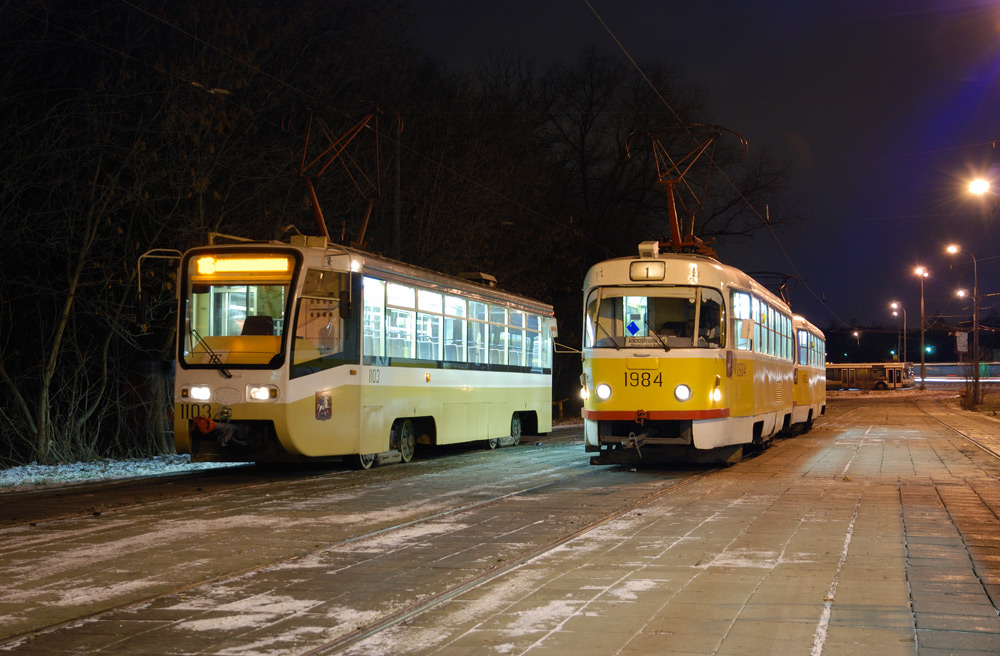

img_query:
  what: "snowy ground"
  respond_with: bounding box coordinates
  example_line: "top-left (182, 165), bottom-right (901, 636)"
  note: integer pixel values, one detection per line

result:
top-left (0, 455), bottom-right (243, 492)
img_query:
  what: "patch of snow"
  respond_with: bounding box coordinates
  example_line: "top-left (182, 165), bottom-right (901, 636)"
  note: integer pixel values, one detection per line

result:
top-left (0, 455), bottom-right (244, 491)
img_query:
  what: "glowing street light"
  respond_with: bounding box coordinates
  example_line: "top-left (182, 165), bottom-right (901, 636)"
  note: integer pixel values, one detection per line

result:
top-left (890, 301), bottom-right (906, 364)
top-left (969, 178), bottom-right (990, 195)
top-left (946, 244), bottom-right (980, 404)
top-left (914, 266), bottom-right (929, 390)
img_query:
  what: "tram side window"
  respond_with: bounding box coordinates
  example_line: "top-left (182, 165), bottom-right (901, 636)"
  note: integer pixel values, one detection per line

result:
top-left (292, 269), bottom-right (358, 376)
top-left (387, 282), bottom-right (415, 359)
top-left (468, 300), bottom-right (488, 364)
top-left (489, 305), bottom-right (508, 365)
top-left (444, 294), bottom-right (466, 363)
top-left (416, 289), bottom-right (443, 361)
top-left (731, 291), bottom-right (752, 351)
top-left (525, 314), bottom-right (542, 368)
top-left (797, 330), bottom-right (809, 365)
top-left (362, 277), bottom-right (386, 359)
top-left (509, 310), bottom-right (525, 366)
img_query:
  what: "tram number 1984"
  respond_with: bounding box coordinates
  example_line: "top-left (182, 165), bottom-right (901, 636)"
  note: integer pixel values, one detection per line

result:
top-left (624, 372), bottom-right (662, 387)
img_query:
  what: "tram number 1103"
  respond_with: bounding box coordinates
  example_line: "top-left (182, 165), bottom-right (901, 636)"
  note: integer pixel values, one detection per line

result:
top-left (624, 371), bottom-right (662, 387)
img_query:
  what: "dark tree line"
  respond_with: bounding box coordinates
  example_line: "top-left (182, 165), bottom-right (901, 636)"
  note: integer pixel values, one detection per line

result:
top-left (0, 0), bottom-right (795, 466)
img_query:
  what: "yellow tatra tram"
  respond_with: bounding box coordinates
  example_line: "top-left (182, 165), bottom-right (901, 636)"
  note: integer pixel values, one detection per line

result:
top-left (173, 234), bottom-right (556, 467)
top-left (581, 241), bottom-right (825, 465)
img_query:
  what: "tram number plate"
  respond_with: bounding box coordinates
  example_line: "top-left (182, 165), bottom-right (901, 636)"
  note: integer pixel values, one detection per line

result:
top-left (624, 372), bottom-right (662, 387)
top-left (178, 403), bottom-right (212, 419)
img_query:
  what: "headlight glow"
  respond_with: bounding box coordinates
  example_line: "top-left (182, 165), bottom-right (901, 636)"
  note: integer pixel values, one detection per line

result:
top-left (189, 385), bottom-right (211, 401)
top-left (580, 386), bottom-right (590, 401)
top-left (711, 387), bottom-right (722, 403)
top-left (596, 383), bottom-right (612, 400)
top-left (248, 385), bottom-right (278, 401)
top-left (674, 384), bottom-right (691, 402)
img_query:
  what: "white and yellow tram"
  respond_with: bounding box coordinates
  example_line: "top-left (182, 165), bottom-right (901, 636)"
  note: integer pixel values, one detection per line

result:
top-left (173, 234), bottom-right (556, 467)
top-left (581, 241), bottom-right (825, 465)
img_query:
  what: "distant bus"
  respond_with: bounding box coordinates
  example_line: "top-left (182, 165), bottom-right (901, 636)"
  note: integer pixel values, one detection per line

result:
top-left (825, 362), bottom-right (914, 390)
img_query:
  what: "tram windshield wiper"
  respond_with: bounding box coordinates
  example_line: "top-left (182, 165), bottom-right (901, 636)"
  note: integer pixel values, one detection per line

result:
top-left (643, 318), bottom-right (670, 351)
top-left (190, 327), bottom-right (232, 379)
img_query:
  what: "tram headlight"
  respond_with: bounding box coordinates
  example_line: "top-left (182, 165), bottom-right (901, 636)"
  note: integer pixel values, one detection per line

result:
top-left (188, 385), bottom-right (211, 401)
top-left (710, 387), bottom-right (722, 403)
top-left (580, 386), bottom-right (590, 401)
top-left (674, 384), bottom-right (691, 402)
top-left (596, 383), bottom-right (612, 400)
top-left (248, 385), bottom-right (279, 401)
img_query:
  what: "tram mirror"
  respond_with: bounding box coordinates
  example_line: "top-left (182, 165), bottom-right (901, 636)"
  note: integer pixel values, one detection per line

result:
top-left (339, 274), bottom-right (353, 319)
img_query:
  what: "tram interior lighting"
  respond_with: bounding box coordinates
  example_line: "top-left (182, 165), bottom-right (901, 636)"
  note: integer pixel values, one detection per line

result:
top-left (196, 256), bottom-right (290, 275)
top-left (674, 384), bottom-right (691, 402)
top-left (596, 383), bottom-right (612, 400)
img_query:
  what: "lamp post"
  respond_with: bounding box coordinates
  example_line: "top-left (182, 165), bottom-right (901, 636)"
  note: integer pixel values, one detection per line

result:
top-left (946, 244), bottom-right (979, 404)
top-left (914, 266), bottom-right (929, 390)
top-left (890, 302), bottom-right (906, 364)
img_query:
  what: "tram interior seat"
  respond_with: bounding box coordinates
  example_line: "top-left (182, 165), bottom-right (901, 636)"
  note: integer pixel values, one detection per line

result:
top-left (658, 321), bottom-right (687, 337)
top-left (242, 315), bottom-right (274, 336)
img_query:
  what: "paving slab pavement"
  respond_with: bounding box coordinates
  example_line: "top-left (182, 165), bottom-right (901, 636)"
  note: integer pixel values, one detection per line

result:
top-left (340, 398), bottom-right (1000, 655)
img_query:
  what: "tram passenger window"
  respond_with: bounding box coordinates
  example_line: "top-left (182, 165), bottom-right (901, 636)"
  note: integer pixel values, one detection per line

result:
top-left (468, 319), bottom-right (487, 364)
top-left (362, 277), bottom-right (386, 359)
top-left (489, 306), bottom-right (508, 365)
top-left (415, 289), bottom-right (443, 360)
top-left (444, 295), bottom-right (466, 363)
top-left (387, 307), bottom-right (414, 358)
top-left (509, 310), bottom-right (525, 366)
top-left (525, 314), bottom-right (541, 368)
top-left (416, 312), bottom-right (441, 360)
top-left (731, 291), bottom-right (752, 351)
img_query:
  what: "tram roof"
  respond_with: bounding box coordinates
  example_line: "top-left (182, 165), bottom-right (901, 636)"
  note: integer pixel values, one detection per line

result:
top-left (191, 233), bottom-right (554, 316)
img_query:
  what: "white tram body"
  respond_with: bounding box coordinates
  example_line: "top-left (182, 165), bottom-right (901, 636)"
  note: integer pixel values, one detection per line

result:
top-left (173, 235), bottom-right (555, 466)
top-left (581, 241), bottom-right (825, 465)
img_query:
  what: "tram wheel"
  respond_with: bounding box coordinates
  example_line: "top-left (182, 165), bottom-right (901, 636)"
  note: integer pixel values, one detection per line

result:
top-left (510, 414), bottom-right (522, 446)
top-left (354, 452), bottom-right (376, 470)
top-left (395, 419), bottom-right (416, 463)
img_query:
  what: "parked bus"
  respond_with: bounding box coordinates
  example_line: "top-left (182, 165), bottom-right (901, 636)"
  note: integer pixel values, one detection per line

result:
top-left (825, 362), bottom-right (914, 390)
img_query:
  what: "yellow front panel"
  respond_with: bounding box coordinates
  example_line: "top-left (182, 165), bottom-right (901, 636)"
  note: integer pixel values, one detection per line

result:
top-left (584, 354), bottom-right (728, 416)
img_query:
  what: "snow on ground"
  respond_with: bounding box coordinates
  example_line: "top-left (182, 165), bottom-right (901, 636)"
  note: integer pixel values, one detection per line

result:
top-left (0, 454), bottom-right (244, 492)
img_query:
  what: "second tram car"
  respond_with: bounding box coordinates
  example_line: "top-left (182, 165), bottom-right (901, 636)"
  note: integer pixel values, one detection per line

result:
top-left (173, 234), bottom-right (556, 467)
top-left (581, 241), bottom-right (825, 465)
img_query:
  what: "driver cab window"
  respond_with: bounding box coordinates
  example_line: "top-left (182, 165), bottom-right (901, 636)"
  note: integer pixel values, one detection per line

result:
top-left (291, 268), bottom-right (357, 377)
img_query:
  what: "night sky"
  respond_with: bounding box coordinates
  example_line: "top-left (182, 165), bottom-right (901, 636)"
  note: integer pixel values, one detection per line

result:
top-left (409, 1), bottom-right (1000, 331)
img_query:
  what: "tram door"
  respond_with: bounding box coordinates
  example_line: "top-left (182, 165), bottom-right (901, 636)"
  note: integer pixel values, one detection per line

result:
top-left (890, 368), bottom-right (900, 388)
top-left (845, 368), bottom-right (856, 389)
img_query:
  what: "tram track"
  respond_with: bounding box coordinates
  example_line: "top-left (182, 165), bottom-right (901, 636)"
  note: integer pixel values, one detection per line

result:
top-left (916, 398), bottom-right (1000, 460)
top-left (301, 467), bottom-right (713, 655)
top-left (2, 432), bottom-right (718, 653)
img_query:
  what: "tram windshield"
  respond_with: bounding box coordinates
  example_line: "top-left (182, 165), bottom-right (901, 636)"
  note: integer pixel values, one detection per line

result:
top-left (585, 286), bottom-right (724, 349)
top-left (180, 253), bottom-right (294, 367)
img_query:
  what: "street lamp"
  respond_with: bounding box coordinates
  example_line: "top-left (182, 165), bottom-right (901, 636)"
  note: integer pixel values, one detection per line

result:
top-left (946, 244), bottom-right (980, 404)
top-left (969, 178), bottom-right (990, 195)
top-left (890, 301), bottom-right (906, 364)
top-left (914, 266), bottom-right (929, 390)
